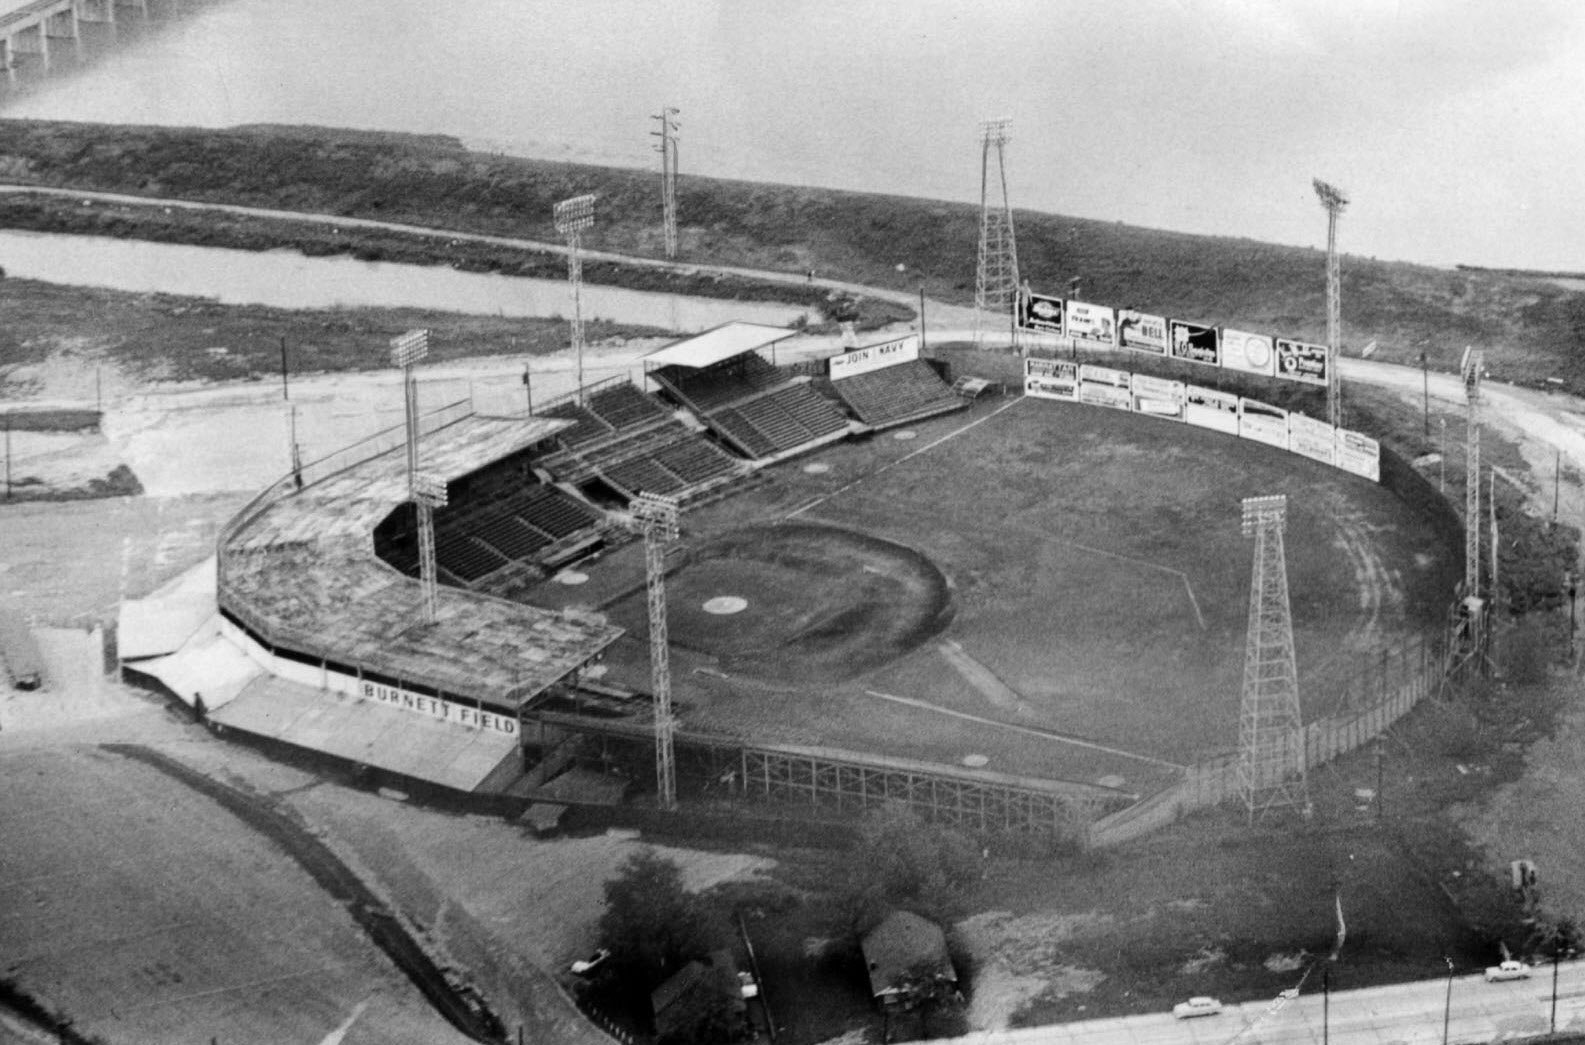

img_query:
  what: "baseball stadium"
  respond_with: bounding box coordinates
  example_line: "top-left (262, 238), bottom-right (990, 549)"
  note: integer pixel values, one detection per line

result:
top-left (123, 312), bottom-right (1465, 846)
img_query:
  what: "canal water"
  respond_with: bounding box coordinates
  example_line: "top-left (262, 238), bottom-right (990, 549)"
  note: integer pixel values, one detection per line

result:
top-left (0, 229), bottom-right (813, 329)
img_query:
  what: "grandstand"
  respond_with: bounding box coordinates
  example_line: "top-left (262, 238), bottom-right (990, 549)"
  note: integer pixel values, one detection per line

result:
top-left (824, 333), bottom-right (967, 431)
top-left (646, 322), bottom-right (853, 460)
top-left (209, 409), bottom-right (625, 791)
top-left (536, 377), bottom-right (751, 502)
top-left (830, 358), bottom-right (967, 429)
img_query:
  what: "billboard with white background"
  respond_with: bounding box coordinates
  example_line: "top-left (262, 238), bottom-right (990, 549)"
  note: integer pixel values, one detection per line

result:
top-left (1222, 328), bottom-right (1276, 377)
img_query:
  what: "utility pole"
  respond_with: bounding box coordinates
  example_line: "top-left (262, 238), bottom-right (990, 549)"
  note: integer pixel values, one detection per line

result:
top-left (280, 335), bottom-right (290, 400)
top-left (554, 194), bottom-right (596, 402)
top-left (974, 118), bottom-right (1019, 350)
top-left (651, 106), bottom-right (680, 259)
top-left (1462, 347), bottom-right (1483, 600)
top-left (1442, 957), bottom-right (1454, 1045)
top-left (1420, 350), bottom-right (1429, 438)
top-left (1314, 179), bottom-right (1349, 429)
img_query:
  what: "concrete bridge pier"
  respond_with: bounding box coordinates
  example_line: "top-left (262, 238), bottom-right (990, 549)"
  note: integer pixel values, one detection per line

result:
top-left (0, 37), bottom-right (10, 83)
top-left (43, 6), bottom-right (80, 61)
top-left (7, 21), bottom-right (48, 73)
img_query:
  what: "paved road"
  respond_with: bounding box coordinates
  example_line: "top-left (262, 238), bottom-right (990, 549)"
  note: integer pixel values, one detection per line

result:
top-left (938, 964), bottom-right (1585, 1045)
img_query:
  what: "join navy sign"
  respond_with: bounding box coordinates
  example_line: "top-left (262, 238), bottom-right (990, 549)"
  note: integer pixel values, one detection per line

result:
top-left (1018, 291), bottom-right (1065, 334)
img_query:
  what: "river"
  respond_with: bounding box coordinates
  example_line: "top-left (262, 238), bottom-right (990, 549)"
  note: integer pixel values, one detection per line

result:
top-left (0, 228), bottom-right (811, 329)
top-left (4, 1), bottom-right (1585, 271)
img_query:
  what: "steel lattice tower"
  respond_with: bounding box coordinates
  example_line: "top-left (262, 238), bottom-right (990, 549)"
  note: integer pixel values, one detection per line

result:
top-left (975, 118), bottom-right (1020, 349)
top-left (631, 492), bottom-right (681, 811)
top-left (554, 194), bottom-right (596, 401)
top-left (390, 329), bottom-right (441, 623)
top-left (1462, 348), bottom-right (1484, 598)
top-left (412, 473), bottom-right (447, 624)
top-left (1237, 495), bottom-right (1309, 822)
top-left (652, 106), bottom-right (680, 259)
top-left (1314, 179), bottom-right (1348, 429)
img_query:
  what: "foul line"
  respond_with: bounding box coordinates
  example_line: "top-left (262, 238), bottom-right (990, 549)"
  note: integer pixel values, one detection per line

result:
top-left (1056, 535), bottom-right (1207, 631)
top-left (863, 688), bottom-right (1187, 773)
top-left (785, 395), bottom-right (1028, 520)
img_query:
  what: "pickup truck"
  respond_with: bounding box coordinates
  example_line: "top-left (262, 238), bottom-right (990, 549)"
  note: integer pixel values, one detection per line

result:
top-left (1485, 960), bottom-right (1531, 982)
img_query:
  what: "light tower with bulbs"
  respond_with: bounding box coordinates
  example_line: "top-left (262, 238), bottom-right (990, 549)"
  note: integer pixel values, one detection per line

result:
top-left (1313, 178), bottom-right (1349, 429)
top-left (554, 194), bottom-right (596, 401)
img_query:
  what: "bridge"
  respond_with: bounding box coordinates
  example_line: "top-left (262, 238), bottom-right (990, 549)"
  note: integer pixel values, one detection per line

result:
top-left (0, 0), bottom-right (170, 80)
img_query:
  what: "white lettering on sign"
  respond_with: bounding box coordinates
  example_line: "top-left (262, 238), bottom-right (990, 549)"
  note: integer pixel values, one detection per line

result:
top-left (358, 680), bottom-right (518, 736)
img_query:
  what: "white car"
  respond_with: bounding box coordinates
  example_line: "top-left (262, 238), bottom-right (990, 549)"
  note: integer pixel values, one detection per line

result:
top-left (1485, 960), bottom-right (1531, 982)
top-left (570, 948), bottom-right (610, 976)
top-left (738, 970), bottom-right (759, 999)
top-left (1173, 996), bottom-right (1224, 1019)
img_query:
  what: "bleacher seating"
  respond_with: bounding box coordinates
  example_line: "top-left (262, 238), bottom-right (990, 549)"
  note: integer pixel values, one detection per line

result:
top-left (655, 354), bottom-right (785, 412)
top-left (473, 513), bottom-right (551, 561)
top-left (375, 478), bottom-right (607, 583)
top-left (585, 382), bottom-right (670, 429)
top-left (543, 400), bottom-right (614, 448)
top-left (705, 384), bottom-right (850, 459)
top-left (652, 438), bottom-right (738, 484)
top-left (832, 360), bottom-right (967, 428)
top-left (518, 485), bottom-right (601, 539)
top-left (604, 456), bottom-right (688, 496)
top-left (436, 533), bottom-right (510, 582)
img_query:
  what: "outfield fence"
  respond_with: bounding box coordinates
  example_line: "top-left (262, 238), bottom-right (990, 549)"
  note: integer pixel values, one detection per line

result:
top-left (1087, 623), bottom-right (1479, 847)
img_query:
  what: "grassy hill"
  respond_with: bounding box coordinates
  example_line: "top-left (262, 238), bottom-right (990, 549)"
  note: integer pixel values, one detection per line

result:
top-left (1, 119), bottom-right (1583, 389)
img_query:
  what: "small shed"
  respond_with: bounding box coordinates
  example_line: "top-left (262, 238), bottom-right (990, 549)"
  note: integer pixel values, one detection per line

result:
top-left (861, 910), bottom-right (957, 1009)
top-left (650, 949), bottom-right (745, 1042)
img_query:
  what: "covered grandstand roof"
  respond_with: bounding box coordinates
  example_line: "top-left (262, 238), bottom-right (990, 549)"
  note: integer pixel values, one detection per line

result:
top-left (643, 321), bottom-right (797, 369)
top-left (219, 412), bottom-right (623, 707)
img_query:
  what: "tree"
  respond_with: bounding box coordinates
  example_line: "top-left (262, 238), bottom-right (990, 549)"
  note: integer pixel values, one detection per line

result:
top-left (597, 847), bottom-right (728, 989)
top-left (838, 803), bottom-right (980, 934)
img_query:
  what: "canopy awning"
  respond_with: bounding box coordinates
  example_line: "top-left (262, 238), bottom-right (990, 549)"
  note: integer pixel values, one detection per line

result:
top-left (643, 322), bottom-right (797, 369)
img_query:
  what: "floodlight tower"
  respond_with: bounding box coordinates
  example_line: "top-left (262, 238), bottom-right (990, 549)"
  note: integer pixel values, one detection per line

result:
top-left (411, 472), bottom-right (447, 624)
top-left (389, 328), bottom-right (430, 491)
top-left (1313, 179), bottom-right (1349, 429)
top-left (975, 118), bottom-right (1020, 349)
top-left (554, 194), bottom-right (596, 401)
top-left (1462, 347), bottom-right (1484, 598)
top-left (630, 492), bottom-right (681, 812)
top-left (652, 106), bottom-right (680, 259)
top-left (1237, 495), bottom-right (1309, 822)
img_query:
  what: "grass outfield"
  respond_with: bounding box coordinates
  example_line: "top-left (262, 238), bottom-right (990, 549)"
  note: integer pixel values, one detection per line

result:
top-left (572, 384), bottom-right (1460, 796)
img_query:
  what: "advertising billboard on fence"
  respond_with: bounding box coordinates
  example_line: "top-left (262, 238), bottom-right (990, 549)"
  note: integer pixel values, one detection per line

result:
top-left (1222, 328), bottom-right (1276, 377)
top-left (1169, 319), bottom-right (1221, 366)
top-left (1118, 309), bottom-right (1168, 354)
top-left (1018, 291), bottom-right (1065, 334)
top-left (1185, 385), bottom-right (1240, 434)
top-left (1066, 301), bottom-right (1116, 348)
top-left (1288, 412), bottom-right (1336, 465)
top-left (1024, 357), bottom-right (1078, 400)
top-left (1239, 398), bottom-right (1289, 448)
top-left (1079, 364), bottom-right (1132, 410)
top-left (1131, 373), bottom-right (1185, 419)
top-left (829, 333), bottom-right (919, 380)
top-left (1335, 428), bottom-right (1381, 482)
top-left (1275, 338), bottom-right (1329, 386)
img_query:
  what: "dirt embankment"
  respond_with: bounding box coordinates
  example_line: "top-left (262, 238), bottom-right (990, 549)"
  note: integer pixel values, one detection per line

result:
top-left (8, 119), bottom-right (1585, 390)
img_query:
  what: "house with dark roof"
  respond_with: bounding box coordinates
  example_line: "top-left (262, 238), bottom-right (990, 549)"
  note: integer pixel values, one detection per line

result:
top-left (650, 948), bottom-right (746, 1043)
top-left (860, 910), bottom-right (957, 1010)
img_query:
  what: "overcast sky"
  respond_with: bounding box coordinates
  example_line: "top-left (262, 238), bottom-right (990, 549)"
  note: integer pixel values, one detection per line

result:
top-left (4, 0), bottom-right (1583, 270)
